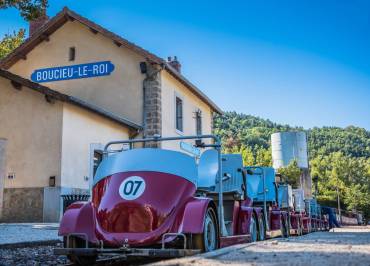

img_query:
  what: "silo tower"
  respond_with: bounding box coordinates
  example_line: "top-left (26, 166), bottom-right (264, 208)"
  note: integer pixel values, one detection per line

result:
top-left (271, 131), bottom-right (312, 198)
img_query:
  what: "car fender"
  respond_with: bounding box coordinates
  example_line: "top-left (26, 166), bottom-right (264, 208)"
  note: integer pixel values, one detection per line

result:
top-left (238, 205), bottom-right (254, 234)
top-left (179, 197), bottom-right (213, 234)
top-left (270, 209), bottom-right (282, 230)
top-left (253, 207), bottom-right (263, 217)
top-left (58, 201), bottom-right (98, 244)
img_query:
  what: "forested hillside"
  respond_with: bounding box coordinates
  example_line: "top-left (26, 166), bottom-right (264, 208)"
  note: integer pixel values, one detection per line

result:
top-left (214, 111), bottom-right (370, 219)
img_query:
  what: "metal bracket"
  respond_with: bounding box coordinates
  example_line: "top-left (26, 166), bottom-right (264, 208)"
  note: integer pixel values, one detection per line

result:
top-left (122, 238), bottom-right (130, 249)
top-left (66, 233), bottom-right (89, 248)
top-left (99, 240), bottom-right (104, 250)
top-left (161, 233), bottom-right (187, 250)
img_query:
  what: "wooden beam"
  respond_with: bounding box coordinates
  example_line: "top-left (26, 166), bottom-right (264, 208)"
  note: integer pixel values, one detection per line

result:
top-left (45, 94), bottom-right (56, 104)
top-left (10, 80), bottom-right (22, 90)
top-left (66, 15), bottom-right (75, 22)
top-left (89, 27), bottom-right (98, 34)
top-left (40, 33), bottom-right (50, 42)
top-left (113, 40), bottom-right (122, 47)
top-left (19, 54), bottom-right (27, 60)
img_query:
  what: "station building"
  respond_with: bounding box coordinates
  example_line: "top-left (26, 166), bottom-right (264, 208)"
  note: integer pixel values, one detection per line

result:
top-left (0, 7), bottom-right (221, 222)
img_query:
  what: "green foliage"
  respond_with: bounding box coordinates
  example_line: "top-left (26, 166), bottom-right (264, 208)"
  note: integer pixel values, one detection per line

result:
top-left (214, 111), bottom-right (370, 220)
top-left (0, 29), bottom-right (25, 59)
top-left (310, 152), bottom-right (370, 219)
top-left (278, 160), bottom-right (301, 187)
top-left (238, 145), bottom-right (272, 167)
top-left (344, 183), bottom-right (370, 220)
top-left (0, 0), bottom-right (48, 21)
top-left (308, 126), bottom-right (370, 158)
top-left (213, 111), bottom-right (300, 153)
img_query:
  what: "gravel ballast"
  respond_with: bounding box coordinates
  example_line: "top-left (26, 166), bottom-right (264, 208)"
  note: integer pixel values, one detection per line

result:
top-left (0, 243), bottom-right (68, 266)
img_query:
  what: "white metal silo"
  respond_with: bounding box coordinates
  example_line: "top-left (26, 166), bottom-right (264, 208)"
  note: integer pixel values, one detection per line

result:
top-left (271, 131), bottom-right (309, 169)
top-left (271, 131), bottom-right (311, 197)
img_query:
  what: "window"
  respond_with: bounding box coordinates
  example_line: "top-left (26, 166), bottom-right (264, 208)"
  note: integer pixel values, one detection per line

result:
top-left (93, 150), bottom-right (103, 176)
top-left (69, 47), bottom-right (76, 61)
top-left (175, 96), bottom-right (183, 132)
top-left (195, 110), bottom-right (202, 135)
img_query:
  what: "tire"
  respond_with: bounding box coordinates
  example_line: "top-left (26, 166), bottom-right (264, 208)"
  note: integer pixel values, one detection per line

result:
top-left (297, 218), bottom-right (302, 236)
top-left (280, 215), bottom-right (289, 238)
top-left (250, 214), bottom-right (258, 242)
top-left (286, 216), bottom-right (290, 237)
top-left (257, 213), bottom-right (266, 241)
top-left (298, 218), bottom-right (303, 236)
top-left (63, 236), bottom-right (97, 266)
top-left (192, 207), bottom-right (218, 252)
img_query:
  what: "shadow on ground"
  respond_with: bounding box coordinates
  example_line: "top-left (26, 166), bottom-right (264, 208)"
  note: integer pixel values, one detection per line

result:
top-left (279, 231), bottom-right (370, 246)
top-left (204, 250), bottom-right (370, 266)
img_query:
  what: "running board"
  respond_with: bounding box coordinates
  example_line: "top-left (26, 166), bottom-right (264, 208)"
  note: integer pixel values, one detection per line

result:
top-left (266, 229), bottom-right (282, 238)
top-left (289, 229), bottom-right (300, 235)
top-left (220, 234), bottom-right (251, 248)
top-left (54, 247), bottom-right (200, 258)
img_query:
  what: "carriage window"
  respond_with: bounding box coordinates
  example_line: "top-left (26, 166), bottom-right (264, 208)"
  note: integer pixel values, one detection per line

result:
top-left (93, 150), bottom-right (103, 176)
top-left (195, 110), bottom-right (202, 135)
top-left (175, 96), bottom-right (183, 132)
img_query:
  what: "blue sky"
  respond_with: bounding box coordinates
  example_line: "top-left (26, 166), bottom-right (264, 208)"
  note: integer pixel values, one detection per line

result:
top-left (1, 0), bottom-right (369, 129)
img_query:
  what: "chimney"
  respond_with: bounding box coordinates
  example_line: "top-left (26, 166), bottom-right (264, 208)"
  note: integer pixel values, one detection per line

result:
top-left (167, 56), bottom-right (181, 73)
top-left (29, 14), bottom-right (49, 37)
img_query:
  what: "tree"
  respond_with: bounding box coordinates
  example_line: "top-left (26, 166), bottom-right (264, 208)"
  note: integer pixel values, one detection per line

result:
top-left (0, 0), bottom-right (48, 21)
top-left (310, 152), bottom-right (370, 221)
top-left (0, 29), bottom-right (25, 59)
top-left (240, 145), bottom-right (255, 166)
top-left (278, 160), bottom-right (301, 187)
top-left (255, 147), bottom-right (272, 167)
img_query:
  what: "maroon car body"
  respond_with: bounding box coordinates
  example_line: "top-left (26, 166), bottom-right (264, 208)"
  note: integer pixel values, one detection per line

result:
top-left (59, 144), bottom-right (260, 245)
top-left (59, 148), bottom-right (215, 248)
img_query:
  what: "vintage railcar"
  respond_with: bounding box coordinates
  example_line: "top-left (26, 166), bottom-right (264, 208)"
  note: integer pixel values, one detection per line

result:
top-left (245, 167), bottom-right (291, 239)
top-left (244, 167), bottom-right (329, 238)
top-left (55, 135), bottom-right (264, 265)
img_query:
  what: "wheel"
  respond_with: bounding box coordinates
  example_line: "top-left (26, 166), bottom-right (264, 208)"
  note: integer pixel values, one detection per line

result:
top-left (280, 215), bottom-right (289, 238)
top-left (298, 218), bottom-right (303, 236)
top-left (286, 216), bottom-right (290, 237)
top-left (257, 213), bottom-right (266, 241)
top-left (250, 214), bottom-right (258, 242)
top-left (63, 236), bottom-right (97, 266)
top-left (192, 207), bottom-right (218, 252)
top-left (295, 217), bottom-right (300, 236)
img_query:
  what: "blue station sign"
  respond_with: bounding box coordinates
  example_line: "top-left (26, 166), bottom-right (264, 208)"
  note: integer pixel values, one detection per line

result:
top-left (31, 61), bottom-right (115, 83)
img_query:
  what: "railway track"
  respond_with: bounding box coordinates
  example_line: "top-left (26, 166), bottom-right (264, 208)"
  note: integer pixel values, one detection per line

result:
top-left (64, 255), bottom-right (164, 266)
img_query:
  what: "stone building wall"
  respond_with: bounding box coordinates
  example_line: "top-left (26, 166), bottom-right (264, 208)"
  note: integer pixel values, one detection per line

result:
top-left (2, 187), bottom-right (44, 222)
